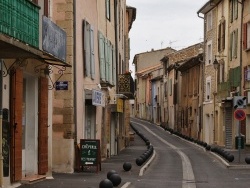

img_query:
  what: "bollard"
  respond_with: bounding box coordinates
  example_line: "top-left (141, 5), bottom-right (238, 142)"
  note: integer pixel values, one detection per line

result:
top-left (107, 170), bottom-right (117, 180)
top-left (109, 173), bottom-right (121, 187)
top-left (123, 162), bottom-right (132, 171)
top-left (99, 179), bottom-right (113, 188)
top-left (136, 157), bottom-right (143, 166)
top-left (245, 156), bottom-right (250, 164)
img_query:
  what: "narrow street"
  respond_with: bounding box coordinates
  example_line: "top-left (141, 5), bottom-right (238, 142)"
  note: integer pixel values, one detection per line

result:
top-left (129, 118), bottom-right (250, 188)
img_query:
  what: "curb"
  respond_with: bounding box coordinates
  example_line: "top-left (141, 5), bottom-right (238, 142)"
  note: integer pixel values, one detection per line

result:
top-left (139, 150), bottom-right (156, 176)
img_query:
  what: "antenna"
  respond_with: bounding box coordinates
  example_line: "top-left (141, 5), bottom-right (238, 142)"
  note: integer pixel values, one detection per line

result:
top-left (169, 40), bottom-right (177, 47)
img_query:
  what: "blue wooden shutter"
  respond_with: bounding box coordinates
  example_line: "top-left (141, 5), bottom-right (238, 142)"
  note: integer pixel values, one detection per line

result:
top-left (98, 32), bottom-right (105, 81)
top-left (90, 25), bottom-right (95, 79)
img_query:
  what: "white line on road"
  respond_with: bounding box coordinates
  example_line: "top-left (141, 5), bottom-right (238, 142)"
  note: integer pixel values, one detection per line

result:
top-left (132, 121), bottom-right (196, 188)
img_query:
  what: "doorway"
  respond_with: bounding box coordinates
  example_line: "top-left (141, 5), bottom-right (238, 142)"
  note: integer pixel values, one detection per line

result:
top-left (22, 74), bottom-right (38, 177)
top-left (110, 113), bottom-right (118, 156)
top-left (85, 104), bottom-right (96, 139)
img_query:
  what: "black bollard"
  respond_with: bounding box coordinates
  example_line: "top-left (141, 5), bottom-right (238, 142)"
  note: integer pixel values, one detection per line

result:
top-left (245, 156), bottom-right (250, 164)
top-left (136, 157), bottom-right (143, 166)
top-left (99, 179), bottom-right (113, 188)
top-left (123, 162), bottom-right (132, 171)
top-left (107, 170), bottom-right (117, 180)
top-left (227, 154), bottom-right (234, 162)
top-left (109, 173), bottom-right (122, 187)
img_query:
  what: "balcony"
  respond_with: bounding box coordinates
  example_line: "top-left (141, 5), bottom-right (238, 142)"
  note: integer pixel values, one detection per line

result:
top-left (118, 73), bottom-right (135, 99)
top-left (0, 0), bottom-right (39, 47)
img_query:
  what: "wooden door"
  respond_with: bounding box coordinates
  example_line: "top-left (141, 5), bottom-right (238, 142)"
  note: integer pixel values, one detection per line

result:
top-left (38, 77), bottom-right (48, 174)
top-left (10, 69), bottom-right (23, 182)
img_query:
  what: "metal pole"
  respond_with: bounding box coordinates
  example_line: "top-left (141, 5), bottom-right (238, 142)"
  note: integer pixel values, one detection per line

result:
top-left (0, 59), bottom-right (3, 186)
top-left (238, 120), bottom-right (241, 163)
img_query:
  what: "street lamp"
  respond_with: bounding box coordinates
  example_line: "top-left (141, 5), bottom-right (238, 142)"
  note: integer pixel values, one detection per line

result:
top-left (213, 57), bottom-right (219, 70)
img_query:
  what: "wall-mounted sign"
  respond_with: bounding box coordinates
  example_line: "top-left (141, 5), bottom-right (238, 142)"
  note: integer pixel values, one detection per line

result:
top-left (92, 90), bottom-right (105, 107)
top-left (117, 98), bottom-right (123, 113)
top-left (55, 81), bottom-right (68, 90)
top-left (42, 16), bottom-right (66, 62)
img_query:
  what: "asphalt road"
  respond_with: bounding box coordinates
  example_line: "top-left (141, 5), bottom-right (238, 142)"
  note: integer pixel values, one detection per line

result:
top-left (130, 118), bottom-right (250, 188)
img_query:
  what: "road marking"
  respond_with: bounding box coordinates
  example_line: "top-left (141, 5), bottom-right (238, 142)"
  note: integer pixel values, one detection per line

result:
top-left (132, 121), bottom-right (196, 188)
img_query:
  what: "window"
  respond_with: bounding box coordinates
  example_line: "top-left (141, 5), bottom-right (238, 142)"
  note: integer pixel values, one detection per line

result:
top-left (218, 20), bottom-right (226, 52)
top-left (230, 0), bottom-right (238, 22)
top-left (206, 77), bottom-right (211, 101)
top-left (106, 0), bottom-right (111, 21)
top-left (230, 29), bottom-right (238, 60)
top-left (206, 12), bottom-right (213, 31)
top-left (206, 41), bottom-right (212, 65)
top-left (98, 31), bottom-right (116, 84)
top-left (244, 66), bottom-right (250, 81)
top-left (169, 78), bottom-right (172, 96)
top-left (243, 22), bottom-right (250, 50)
top-left (83, 20), bottom-right (95, 79)
top-left (218, 61), bottom-right (225, 83)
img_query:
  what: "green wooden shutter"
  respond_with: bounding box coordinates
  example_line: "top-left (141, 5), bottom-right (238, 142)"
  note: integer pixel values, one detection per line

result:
top-left (235, 29), bottom-right (238, 58)
top-left (98, 32), bottom-right (105, 81)
top-left (112, 46), bottom-right (116, 85)
top-left (90, 25), bottom-right (95, 79)
top-left (105, 39), bottom-right (109, 82)
top-left (84, 20), bottom-right (90, 77)
top-left (230, 32), bottom-right (233, 60)
top-left (108, 42), bottom-right (112, 83)
top-left (243, 23), bottom-right (247, 50)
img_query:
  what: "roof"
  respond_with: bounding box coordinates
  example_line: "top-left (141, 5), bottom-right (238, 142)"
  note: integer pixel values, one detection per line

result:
top-left (136, 64), bottom-right (162, 76)
top-left (176, 54), bottom-right (203, 72)
top-left (197, 0), bottom-right (222, 15)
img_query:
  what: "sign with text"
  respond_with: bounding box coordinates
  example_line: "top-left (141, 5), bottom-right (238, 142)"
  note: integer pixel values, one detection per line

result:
top-left (80, 139), bottom-right (101, 172)
top-left (92, 90), bottom-right (105, 107)
top-left (55, 81), bottom-right (68, 90)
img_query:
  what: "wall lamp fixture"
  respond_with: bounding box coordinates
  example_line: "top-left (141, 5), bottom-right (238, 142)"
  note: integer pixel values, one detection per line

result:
top-left (213, 55), bottom-right (227, 70)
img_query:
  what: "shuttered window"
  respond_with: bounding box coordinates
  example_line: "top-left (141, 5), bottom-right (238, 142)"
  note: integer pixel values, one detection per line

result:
top-left (98, 31), bottom-right (116, 85)
top-left (218, 20), bottom-right (226, 52)
top-left (99, 32), bottom-right (106, 81)
top-left (83, 20), bottom-right (95, 79)
top-left (112, 46), bottom-right (116, 85)
top-left (230, 29), bottom-right (238, 60)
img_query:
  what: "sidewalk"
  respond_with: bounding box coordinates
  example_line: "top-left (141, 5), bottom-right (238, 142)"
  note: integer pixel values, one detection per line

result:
top-left (18, 133), bottom-right (148, 188)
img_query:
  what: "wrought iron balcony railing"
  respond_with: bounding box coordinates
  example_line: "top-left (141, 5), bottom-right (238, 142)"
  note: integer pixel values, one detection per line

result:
top-left (118, 73), bottom-right (135, 99)
top-left (0, 0), bottom-right (39, 47)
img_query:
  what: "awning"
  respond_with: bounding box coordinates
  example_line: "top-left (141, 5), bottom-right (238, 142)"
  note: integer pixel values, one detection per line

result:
top-left (0, 34), bottom-right (71, 67)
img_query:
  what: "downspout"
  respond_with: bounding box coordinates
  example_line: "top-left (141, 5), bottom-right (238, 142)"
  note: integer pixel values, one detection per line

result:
top-left (197, 11), bottom-right (205, 140)
top-left (0, 60), bottom-right (3, 186)
top-left (114, 0), bottom-right (119, 152)
top-left (240, 1), bottom-right (244, 94)
top-left (73, 0), bottom-right (77, 146)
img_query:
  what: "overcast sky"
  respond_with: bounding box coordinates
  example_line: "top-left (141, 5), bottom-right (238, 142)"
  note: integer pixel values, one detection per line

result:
top-left (126, 0), bottom-right (208, 72)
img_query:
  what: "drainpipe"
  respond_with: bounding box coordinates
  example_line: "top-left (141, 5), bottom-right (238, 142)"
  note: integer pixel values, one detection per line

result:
top-left (114, 0), bottom-right (119, 152)
top-left (73, 1), bottom-right (77, 147)
top-left (0, 60), bottom-right (3, 186)
top-left (239, 1), bottom-right (244, 95)
top-left (197, 11), bottom-right (205, 140)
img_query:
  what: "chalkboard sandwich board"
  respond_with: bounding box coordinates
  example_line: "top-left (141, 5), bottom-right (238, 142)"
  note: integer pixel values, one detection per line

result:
top-left (80, 139), bottom-right (101, 172)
